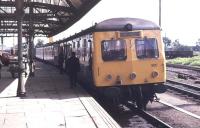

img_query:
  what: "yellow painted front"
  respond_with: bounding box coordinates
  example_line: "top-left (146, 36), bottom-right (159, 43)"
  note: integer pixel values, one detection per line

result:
top-left (92, 30), bottom-right (166, 87)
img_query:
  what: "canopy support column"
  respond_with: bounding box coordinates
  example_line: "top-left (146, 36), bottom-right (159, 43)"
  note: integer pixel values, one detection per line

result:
top-left (29, 5), bottom-right (34, 76)
top-left (1, 37), bottom-right (3, 54)
top-left (15, 0), bottom-right (26, 97)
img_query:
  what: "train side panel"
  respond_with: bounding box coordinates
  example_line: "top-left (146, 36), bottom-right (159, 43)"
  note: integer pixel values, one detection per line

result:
top-left (35, 47), bottom-right (44, 60)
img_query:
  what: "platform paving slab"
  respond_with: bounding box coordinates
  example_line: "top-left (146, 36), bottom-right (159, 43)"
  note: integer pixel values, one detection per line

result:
top-left (0, 61), bottom-right (120, 128)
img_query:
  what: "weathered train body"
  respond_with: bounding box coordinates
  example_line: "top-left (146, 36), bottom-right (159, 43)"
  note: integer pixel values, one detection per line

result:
top-left (165, 50), bottom-right (193, 59)
top-left (36, 18), bottom-right (166, 109)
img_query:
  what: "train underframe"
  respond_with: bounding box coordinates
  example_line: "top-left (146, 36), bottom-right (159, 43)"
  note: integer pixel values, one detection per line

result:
top-left (97, 84), bottom-right (166, 110)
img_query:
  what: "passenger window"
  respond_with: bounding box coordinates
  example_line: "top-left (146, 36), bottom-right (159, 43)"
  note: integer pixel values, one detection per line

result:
top-left (135, 38), bottom-right (159, 59)
top-left (101, 39), bottom-right (127, 61)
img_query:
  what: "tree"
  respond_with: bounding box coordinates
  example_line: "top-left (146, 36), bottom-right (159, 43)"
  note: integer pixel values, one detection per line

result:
top-left (35, 39), bottom-right (44, 47)
top-left (195, 38), bottom-right (200, 51)
top-left (196, 38), bottom-right (200, 45)
top-left (172, 39), bottom-right (191, 51)
top-left (163, 37), bottom-right (171, 47)
top-left (172, 39), bottom-right (181, 48)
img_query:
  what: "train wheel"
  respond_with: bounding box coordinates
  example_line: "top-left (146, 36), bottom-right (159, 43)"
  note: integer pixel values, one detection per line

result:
top-left (112, 97), bottom-right (120, 106)
top-left (135, 86), bottom-right (146, 110)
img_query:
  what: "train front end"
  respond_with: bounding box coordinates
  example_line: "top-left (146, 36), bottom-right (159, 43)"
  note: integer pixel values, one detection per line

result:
top-left (93, 31), bottom-right (166, 88)
top-left (91, 18), bottom-right (166, 108)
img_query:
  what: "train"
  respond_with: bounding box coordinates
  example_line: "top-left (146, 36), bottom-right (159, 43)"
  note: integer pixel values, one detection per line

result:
top-left (35, 18), bottom-right (167, 109)
top-left (165, 50), bottom-right (193, 59)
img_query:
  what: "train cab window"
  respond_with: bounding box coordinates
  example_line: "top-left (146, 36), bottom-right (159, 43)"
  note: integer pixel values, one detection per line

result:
top-left (135, 38), bottom-right (159, 59)
top-left (101, 39), bottom-right (127, 61)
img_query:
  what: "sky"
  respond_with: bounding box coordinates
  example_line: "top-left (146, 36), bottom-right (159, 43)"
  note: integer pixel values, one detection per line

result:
top-left (3, 0), bottom-right (200, 48)
top-left (55, 0), bottom-right (200, 46)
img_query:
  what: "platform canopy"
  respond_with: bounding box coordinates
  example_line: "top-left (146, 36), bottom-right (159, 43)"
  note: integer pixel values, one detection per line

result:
top-left (0, 0), bottom-right (100, 37)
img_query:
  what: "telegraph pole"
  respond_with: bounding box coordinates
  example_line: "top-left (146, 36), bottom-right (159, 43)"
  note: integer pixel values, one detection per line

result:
top-left (15, 0), bottom-right (26, 97)
top-left (159, 0), bottom-right (162, 27)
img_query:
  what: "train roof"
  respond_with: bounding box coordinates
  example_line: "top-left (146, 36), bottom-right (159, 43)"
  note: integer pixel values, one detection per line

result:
top-left (94, 18), bottom-right (160, 31)
top-left (40, 18), bottom-right (160, 46)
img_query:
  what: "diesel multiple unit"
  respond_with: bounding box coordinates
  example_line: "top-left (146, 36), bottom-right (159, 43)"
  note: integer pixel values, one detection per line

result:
top-left (36, 18), bottom-right (166, 109)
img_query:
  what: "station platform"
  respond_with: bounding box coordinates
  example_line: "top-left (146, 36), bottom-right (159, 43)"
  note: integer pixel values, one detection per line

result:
top-left (0, 61), bottom-right (120, 128)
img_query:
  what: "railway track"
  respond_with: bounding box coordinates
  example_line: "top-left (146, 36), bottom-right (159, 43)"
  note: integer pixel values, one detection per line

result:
top-left (123, 102), bottom-right (173, 128)
top-left (167, 63), bottom-right (200, 72)
top-left (84, 63), bottom-right (200, 127)
top-left (166, 64), bottom-right (200, 99)
top-left (167, 64), bottom-right (200, 81)
top-left (166, 69), bottom-right (200, 80)
top-left (91, 86), bottom-right (199, 128)
top-left (157, 100), bottom-right (200, 120)
top-left (94, 94), bottom-right (173, 128)
top-left (165, 79), bottom-right (200, 99)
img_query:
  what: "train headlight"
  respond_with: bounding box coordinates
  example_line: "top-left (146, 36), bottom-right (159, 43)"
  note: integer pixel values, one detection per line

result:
top-left (106, 74), bottom-right (112, 81)
top-left (152, 71), bottom-right (158, 78)
top-left (130, 72), bottom-right (136, 80)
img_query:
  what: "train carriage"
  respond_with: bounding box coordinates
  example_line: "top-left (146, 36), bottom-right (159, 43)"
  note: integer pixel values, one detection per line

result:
top-left (36, 18), bottom-right (166, 109)
top-left (35, 47), bottom-right (44, 60)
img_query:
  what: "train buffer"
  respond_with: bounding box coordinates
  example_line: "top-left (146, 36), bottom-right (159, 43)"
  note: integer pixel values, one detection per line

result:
top-left (0, 61), bottom-right (120, 128)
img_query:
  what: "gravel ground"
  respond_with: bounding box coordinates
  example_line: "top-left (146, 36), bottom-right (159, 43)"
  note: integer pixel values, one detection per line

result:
top-left (111, 110), bottom-right (155, 128)
top-left (167, 67), bottom-right (200, 86)
top-left (167, 67), bottom-right (200, 77)
top-left (99, 102), bottom-right (156, 128)
top-left (146, 92), bottom-right (200, 128)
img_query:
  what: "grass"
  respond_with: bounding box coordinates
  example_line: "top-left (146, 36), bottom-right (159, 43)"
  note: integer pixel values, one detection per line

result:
top-left (167, 55), bottom-right (200, 67)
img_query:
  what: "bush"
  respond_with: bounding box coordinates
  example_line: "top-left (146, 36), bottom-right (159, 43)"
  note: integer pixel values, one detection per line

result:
top-left (167, 56), bottom-right (200, 67)
top-left (190, 61), bottom-right (200, 66)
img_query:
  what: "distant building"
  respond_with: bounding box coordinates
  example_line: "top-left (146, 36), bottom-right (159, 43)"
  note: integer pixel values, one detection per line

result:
top-left (0, 45), bottom-right (11, 55)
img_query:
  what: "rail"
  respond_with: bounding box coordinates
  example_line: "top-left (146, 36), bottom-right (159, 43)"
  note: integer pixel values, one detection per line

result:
top-left (166, 69), bottom-right (200, 79)
top-left (167, 63), bottom-right (200, 72)
top-left (167, 79), bottom-right (200, 91)
top-left (158, 100), bottom-right (200, 120)
top-left (124, 102), bottom-right (173, 128)
top-left (165, 82), bottom-right (200, 99)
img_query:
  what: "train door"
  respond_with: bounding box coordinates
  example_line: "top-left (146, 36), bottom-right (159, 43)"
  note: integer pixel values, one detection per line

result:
top-left (87, 39), bottom-right (94, 85)
top-left (53, 44), bottom-right (59, 66)
top-left (42, 47), bottom-right (44, 60)
top-left (63, 43), bottom-right (72, 72)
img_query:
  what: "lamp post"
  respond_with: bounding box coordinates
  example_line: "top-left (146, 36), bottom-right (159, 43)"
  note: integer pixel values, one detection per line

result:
top-left (15, 0), bottom-right (26, 97)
